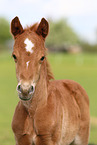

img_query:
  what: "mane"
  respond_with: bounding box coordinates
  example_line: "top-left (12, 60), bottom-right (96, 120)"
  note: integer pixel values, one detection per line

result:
top-left (46, 59), bottom-right (54, 81)
top-left (24, 23), bottom-right (38, 32)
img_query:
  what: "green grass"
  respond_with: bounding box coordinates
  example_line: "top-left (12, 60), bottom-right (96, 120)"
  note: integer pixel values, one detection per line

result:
top-left (0, 52), bottom-right (97, 144)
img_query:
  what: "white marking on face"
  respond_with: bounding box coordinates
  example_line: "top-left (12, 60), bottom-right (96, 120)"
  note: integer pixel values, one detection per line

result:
top-left (26, 61), bottom-right (30, 68)
top-left (24, 38), bottom-right (34, 53)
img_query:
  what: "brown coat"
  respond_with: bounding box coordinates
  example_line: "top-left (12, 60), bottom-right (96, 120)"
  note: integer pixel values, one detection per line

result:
top-left (11, 17), bottom-right (90, 145)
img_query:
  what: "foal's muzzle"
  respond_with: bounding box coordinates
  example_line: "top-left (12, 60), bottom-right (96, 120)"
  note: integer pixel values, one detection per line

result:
top-left (17, 83), bottom-right (35, 101)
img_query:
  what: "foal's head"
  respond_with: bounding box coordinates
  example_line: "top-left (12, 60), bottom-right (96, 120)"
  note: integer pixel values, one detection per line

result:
top-left (11, 17), bottom-right (49, 101)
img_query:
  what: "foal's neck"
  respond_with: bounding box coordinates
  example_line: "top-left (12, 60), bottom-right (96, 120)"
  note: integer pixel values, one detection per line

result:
top-left (34, 60), bottom-right (48, 106)
top-left (25, 60), bottom-right (48, 116)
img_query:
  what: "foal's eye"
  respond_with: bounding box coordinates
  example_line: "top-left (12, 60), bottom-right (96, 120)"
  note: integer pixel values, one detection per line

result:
top-left (12, 54), bottom-right (17, 62)
top-left (40, 56), bottom-right (45, 61)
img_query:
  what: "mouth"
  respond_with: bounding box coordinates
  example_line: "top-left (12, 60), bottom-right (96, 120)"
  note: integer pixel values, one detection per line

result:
top-left (19, 95), bottom-right (32, 101)
top-left (18, 92), bottom-right (34, 101)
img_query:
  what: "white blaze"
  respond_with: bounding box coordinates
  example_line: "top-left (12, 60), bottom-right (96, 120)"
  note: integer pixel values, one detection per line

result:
top-left (24, 38), bottom-right (34, 53)
top-left (26, 61), bottom-right (30, 68)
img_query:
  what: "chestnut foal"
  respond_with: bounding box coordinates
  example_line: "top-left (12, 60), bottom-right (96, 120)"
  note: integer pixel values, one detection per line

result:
top-left (11, 17), bottom-right (90, 145)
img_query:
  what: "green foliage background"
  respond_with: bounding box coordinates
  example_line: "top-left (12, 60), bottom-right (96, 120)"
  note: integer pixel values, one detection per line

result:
top-left (0, 18), bottom-right (11, 44)
top-left (0, 17), bottom-right (97, 52)
top-left (46, 19), bottom-right (80, 47)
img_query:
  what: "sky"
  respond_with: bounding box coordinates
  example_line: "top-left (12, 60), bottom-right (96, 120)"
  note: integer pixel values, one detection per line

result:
top-left (0, 0), bottom-right (97, 44)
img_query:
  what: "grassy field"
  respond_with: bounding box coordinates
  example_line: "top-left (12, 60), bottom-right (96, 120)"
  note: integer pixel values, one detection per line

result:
top-left (0, 52), bottom-right (97, 144)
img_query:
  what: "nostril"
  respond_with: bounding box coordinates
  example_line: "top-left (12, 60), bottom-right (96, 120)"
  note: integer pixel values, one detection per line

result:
top-left (18, 85), bottom-right (21, 90)
top-left (17, 84), bottom-right (21, 92)
top-left (31, 86), bottom-right (33, 91)
top-left (28, 86), bottom-right (34, 94)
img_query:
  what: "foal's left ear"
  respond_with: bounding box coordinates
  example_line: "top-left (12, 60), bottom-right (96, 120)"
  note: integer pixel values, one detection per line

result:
top-left (11, 16), bottom-right (24, 38)
top-left (36, 18), bottom-right (49, 39)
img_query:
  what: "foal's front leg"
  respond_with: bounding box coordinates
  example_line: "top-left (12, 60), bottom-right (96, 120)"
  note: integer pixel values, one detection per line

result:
top-left (12, 102), bottom-right (34, 145)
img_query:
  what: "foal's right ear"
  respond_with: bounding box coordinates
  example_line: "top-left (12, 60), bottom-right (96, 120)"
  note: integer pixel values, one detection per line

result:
top-left (11, 16), bottom-right (24, 38)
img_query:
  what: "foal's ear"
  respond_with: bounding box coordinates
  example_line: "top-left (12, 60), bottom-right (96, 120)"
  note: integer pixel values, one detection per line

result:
top-left (36, 18), bottom-right (49, 39)
top-left (11, 16), bottom-right (24, 38)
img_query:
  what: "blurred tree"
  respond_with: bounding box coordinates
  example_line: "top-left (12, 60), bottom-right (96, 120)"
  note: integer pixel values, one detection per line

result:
top-left (81, 41), bottom-right (97, 53)
top-left (46, 19), bottom-right (80, 50)
top-left (0, 17), bottom-right (11, 44)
